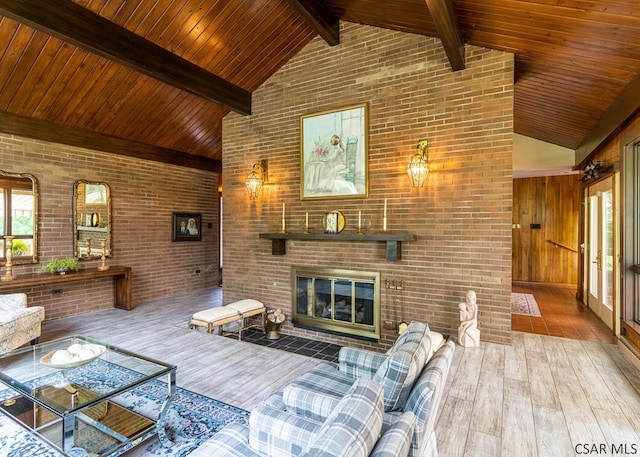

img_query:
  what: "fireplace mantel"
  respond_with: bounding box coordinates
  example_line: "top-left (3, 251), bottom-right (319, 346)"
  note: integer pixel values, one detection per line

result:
top-left (259, 232), bottom-right (416, 261)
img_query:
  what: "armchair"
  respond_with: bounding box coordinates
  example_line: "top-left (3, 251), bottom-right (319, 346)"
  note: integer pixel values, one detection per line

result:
top-left (0, 293), bottom-right (45, 354)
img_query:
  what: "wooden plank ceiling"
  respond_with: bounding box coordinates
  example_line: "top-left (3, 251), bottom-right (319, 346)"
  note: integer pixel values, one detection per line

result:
top-left (0, 0), bottom-right (639, 171)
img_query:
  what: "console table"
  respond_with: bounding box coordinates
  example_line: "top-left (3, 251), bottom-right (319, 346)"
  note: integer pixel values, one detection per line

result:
top-left (0, 266), bottom-right (132, 310)
top-left (259, 233), bottom-right (416, 261)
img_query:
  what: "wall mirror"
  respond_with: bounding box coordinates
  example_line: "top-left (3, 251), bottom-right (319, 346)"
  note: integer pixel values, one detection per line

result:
top-left (0, 170), bottom-right (38, 265)
top-left (73, 180), bottom-right (112, 260)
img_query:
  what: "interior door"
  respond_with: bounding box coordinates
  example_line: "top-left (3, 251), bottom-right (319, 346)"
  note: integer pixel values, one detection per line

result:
top-left (586, 176), bottom-right (615, 330)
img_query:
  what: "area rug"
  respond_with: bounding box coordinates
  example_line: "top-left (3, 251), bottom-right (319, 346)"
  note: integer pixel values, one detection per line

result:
top-left (0, 359), bottom-right (249, 456)
top-left (511, 293), bottom-right (542, 317)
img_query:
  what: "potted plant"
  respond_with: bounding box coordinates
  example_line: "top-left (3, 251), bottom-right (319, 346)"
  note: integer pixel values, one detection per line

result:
top-left (41, 257), bottom-right (80, 275)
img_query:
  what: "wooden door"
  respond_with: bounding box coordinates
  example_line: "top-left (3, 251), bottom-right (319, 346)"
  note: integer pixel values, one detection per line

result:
top-left (512, 175), bottom-right (580, 283)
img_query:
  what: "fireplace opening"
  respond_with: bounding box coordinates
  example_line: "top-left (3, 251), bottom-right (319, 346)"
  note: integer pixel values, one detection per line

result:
top-left (292, 267), bottom-right (380, 341)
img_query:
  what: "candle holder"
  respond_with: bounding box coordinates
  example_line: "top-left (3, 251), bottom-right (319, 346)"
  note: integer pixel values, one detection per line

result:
top-left (2, 236), bottom-right (17, 281)
top-left (98, 239), bottom-right (109, 271)
top-left (86, 239), bottom-right (92, 257)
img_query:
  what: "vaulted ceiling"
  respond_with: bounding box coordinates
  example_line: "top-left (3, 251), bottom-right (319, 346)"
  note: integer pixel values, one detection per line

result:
top-left (1, 0), bottom-right (639, 172)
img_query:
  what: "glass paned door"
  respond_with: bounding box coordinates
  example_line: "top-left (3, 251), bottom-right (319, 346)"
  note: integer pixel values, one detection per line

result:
top-left (586, 176), bottom-right (615, 330)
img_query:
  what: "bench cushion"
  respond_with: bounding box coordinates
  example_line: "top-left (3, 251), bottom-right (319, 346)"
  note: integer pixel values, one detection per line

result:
top-left (192, 307), bottom-right (239, 323)
top-left (225, 299), bottom-right (264, 314)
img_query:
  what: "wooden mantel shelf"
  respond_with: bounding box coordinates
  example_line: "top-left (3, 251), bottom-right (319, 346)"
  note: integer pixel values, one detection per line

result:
top-left (259, 232), bottom-right (416, 261)
top-left (0, 266), bottom-right (132, 310)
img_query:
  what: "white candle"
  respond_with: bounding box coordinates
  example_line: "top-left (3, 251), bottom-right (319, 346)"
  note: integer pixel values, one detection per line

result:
top-left (305, 212), bottom-right (309, 230)
top-left (282, 203), bottom-right (286, 232)
top-left (358, 210), bottom-right (361, 228)
top-left (383, 199), bottom-right (387, 231)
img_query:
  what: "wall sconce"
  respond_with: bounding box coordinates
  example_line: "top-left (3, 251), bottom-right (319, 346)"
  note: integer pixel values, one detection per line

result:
top-left (246, 159), bottom-right (268, 198)
top-left (407, 139), bottom-right (429, 188)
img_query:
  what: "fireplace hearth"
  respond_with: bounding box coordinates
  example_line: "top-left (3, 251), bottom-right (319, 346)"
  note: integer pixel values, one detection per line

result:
top-left (292, 267), bottom-right (380, 341)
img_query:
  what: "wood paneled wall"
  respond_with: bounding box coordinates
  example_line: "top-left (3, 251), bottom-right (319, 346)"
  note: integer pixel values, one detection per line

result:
top-left (512, 175), bottom-right (581, 284)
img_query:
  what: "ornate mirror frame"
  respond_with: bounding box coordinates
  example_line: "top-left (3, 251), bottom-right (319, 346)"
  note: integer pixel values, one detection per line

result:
top-left (73, 180), bottom-right (112, 260)
top-left (0, 170), bottom-right (39, 265)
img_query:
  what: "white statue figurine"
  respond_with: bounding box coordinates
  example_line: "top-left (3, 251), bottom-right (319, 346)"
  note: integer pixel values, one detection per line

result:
top-left (458, 290), bottom-right (480, 347)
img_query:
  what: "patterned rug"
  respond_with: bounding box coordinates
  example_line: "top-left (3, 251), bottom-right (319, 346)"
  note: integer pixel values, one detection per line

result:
top-left (0, 359), bottom-right (249, 456)
top-left (511, 293), bottom-right (542, 317)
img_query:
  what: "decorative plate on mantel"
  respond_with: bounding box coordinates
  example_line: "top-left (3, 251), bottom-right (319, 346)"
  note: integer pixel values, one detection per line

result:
top-left (322, 210), bottom-right (345, 234)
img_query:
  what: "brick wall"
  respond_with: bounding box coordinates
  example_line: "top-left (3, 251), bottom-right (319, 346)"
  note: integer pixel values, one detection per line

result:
top-left (0, 134), bottom-right (219, 320)
top-left (222, 23), bottom-right (514, 347)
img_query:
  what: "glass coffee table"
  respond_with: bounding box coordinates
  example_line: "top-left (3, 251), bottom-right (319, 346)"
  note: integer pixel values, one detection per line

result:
top-left (0, 336), bottom-right (176, 456)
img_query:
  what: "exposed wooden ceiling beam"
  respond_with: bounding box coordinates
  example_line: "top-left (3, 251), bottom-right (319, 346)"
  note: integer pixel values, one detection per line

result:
top-left (424, 0), bottom-right (465, 71)
top-left (575, 72), bottom-right (640, 167)
top-left (0, 111), bottom-right (221, 172)
top-left (0, 0), bottom-right (251, 116)
top-left (284, 0), bottom-right (340, 46)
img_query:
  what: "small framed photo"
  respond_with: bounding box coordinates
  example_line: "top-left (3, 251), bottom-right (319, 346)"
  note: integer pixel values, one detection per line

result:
top-left (172, 213), bottom-right (202, 241)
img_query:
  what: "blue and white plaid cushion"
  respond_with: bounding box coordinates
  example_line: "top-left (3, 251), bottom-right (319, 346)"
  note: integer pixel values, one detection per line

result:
top-left (248, 402), bottom-right (323, 456)
top-left (389, 321), bottom-right (429, 353)
top-left (373, 336), bottom-right (430, 411)
top-left (338, 346), bottom-right (387, 378)
top-left (370, 411), bottom-right (416, 457)
top-left (281, 362), bottom-right (354, 420)
top-left (303, 378), bottom-right (384, 457)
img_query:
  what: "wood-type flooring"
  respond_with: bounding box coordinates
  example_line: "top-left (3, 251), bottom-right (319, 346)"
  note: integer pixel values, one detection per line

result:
top-left (38, 286), bottom-right (640, 456)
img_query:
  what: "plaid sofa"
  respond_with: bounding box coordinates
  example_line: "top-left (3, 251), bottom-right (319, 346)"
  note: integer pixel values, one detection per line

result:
top-left (267, 323), bottom-right (455, 457)
top-left (189, 378), bottom-right (416, 457)
top-left (0, 293), bottom-right (45, 355)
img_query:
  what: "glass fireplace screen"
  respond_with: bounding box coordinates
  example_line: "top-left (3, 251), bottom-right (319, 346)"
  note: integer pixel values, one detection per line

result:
top-left (292, 267), bottom-right (380, 341)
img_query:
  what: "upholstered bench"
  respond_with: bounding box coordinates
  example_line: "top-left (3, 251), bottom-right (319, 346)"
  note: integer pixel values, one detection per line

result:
top-left (189, 299), bottom-right (265, 340)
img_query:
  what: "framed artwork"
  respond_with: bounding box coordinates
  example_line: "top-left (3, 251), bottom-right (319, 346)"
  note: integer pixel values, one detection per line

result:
top-left (85, 184), bottom-right (107, 205)
top-left (172, 212), bottom-right (202, 241)
top-left (300, 103), bottom-right (368, 200)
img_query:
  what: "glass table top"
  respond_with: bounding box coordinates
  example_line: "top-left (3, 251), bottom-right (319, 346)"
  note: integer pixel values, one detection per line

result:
top-left (0, 335), bottom-right (175, 415)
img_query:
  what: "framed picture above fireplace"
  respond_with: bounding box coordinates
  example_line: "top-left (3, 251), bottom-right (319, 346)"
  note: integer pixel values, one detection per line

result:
top-left (300, 103), bottom-right (368, 200)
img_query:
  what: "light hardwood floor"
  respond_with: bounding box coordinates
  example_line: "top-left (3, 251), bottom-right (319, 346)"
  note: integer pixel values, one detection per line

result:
top-left (41, 288), bottom-right (640, 457)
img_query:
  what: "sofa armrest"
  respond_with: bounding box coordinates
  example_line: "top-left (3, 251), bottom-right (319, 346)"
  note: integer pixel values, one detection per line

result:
top-left (282, 383), bottom-right (343, 422)
top-left (338, 346), bottom-right (387, 378)
top-left (248, 403), bottom-right (323, 457)
top-left (0, 293), bottom-right (27, 312)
